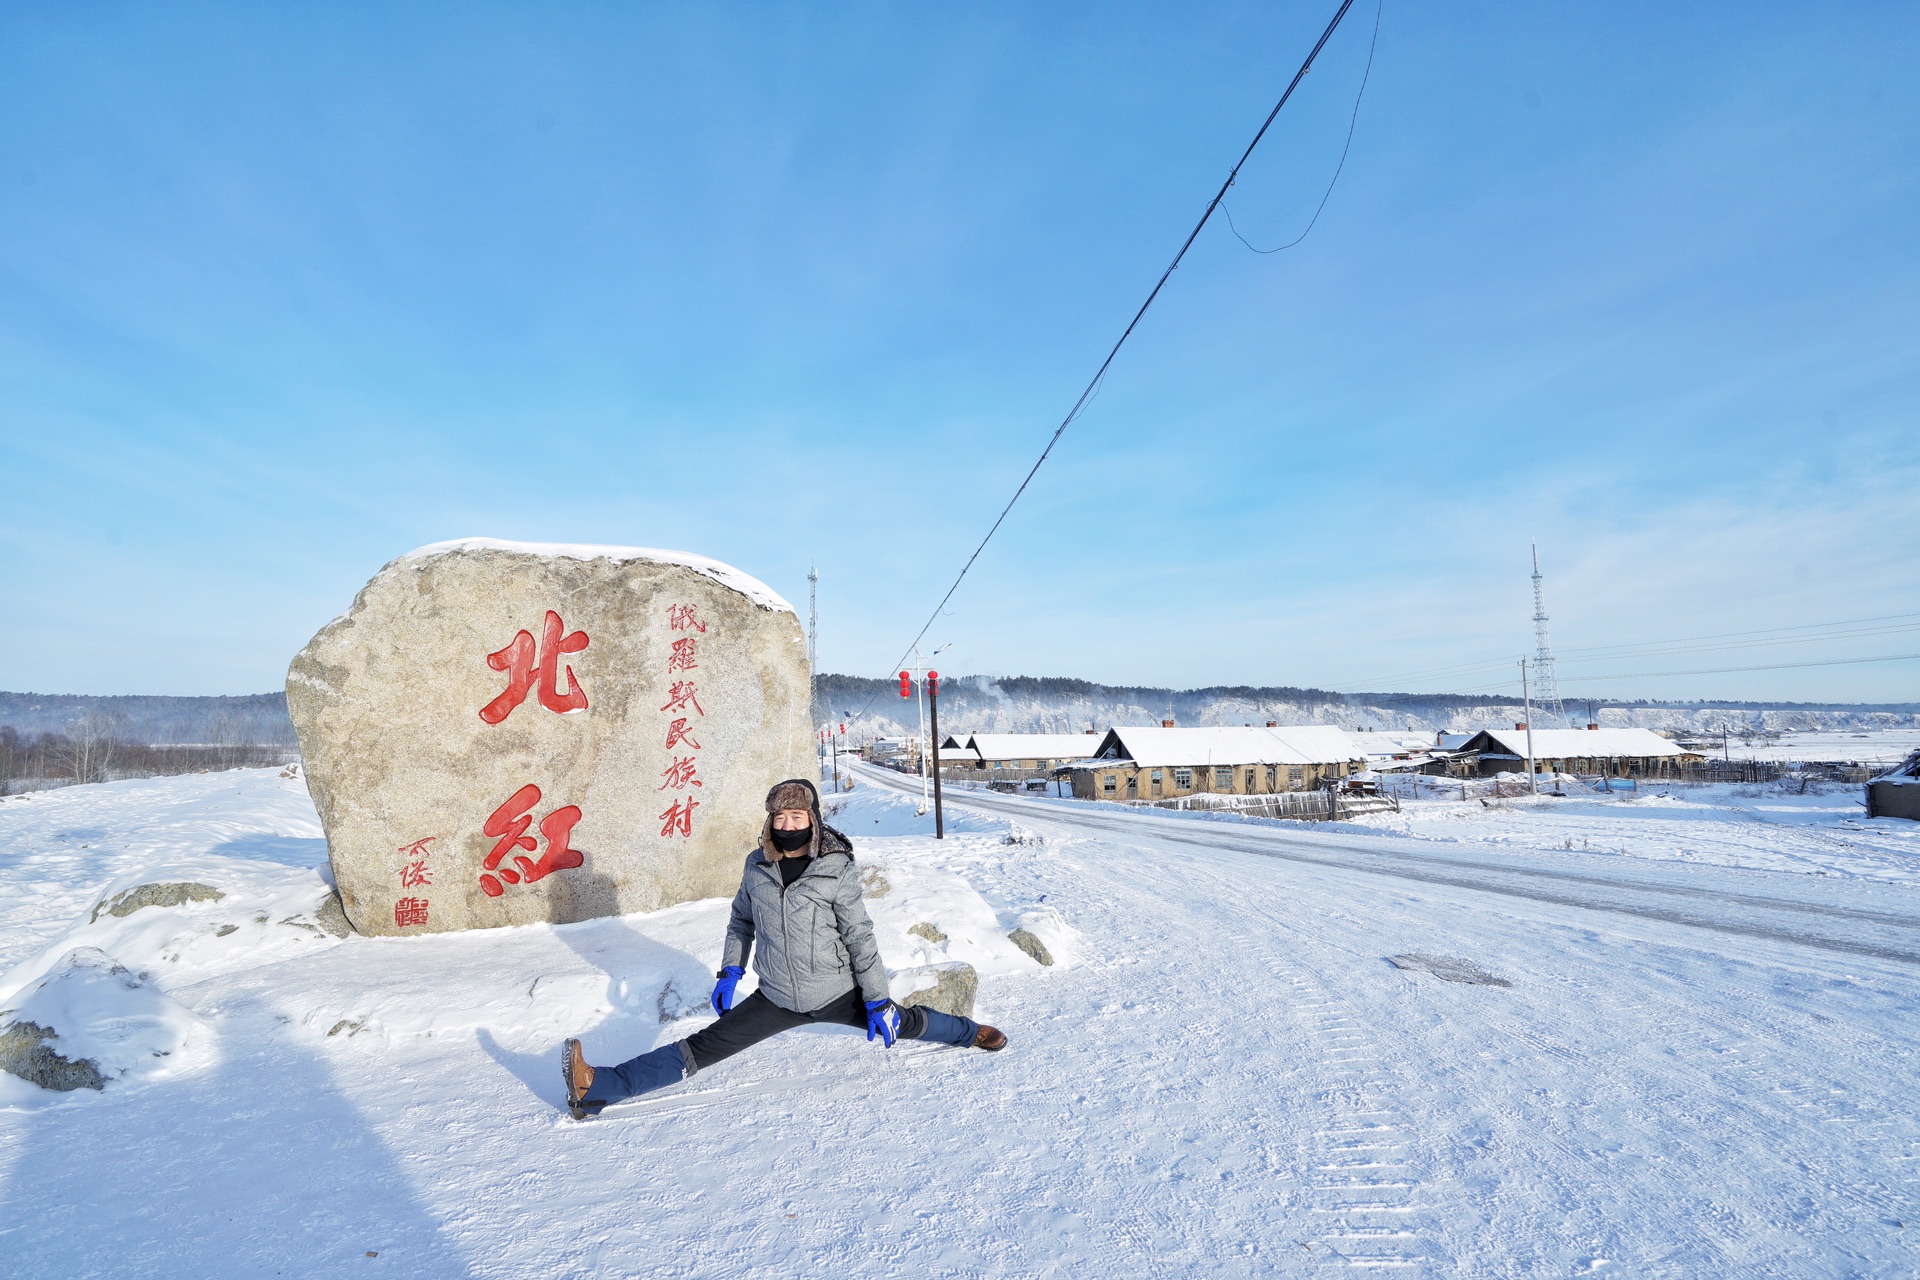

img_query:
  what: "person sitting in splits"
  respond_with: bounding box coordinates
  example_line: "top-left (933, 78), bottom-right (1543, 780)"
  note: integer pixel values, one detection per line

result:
top-left (563, 777), bottom-right (1006, 1116)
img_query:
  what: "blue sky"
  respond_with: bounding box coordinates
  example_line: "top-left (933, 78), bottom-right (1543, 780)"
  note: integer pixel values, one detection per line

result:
top-left (2, 1), bottom-right (1916, 702)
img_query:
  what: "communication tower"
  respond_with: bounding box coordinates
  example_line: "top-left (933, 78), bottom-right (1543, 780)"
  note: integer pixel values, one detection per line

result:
top-left (1530, 543), bottom-right (1569, 729)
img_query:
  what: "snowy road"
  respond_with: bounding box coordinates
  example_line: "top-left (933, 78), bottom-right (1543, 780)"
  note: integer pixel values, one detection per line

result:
top-left (884, 771), bottom-right (1920, 968)
top-left (4, 767), bottom-right (1918, 1277)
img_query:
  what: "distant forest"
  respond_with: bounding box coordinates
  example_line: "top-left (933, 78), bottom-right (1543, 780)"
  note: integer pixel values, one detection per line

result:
top-left (0, 691), bottom-right (297, 745)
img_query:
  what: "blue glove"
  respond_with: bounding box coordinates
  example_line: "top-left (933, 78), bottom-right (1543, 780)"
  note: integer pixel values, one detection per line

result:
top-left (865, 998), bottom-right (899, 1048)
top-left (711, 965), bottom-right (744, 1016)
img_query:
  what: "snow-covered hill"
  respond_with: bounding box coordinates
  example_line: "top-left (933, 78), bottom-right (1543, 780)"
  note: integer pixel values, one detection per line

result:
top-left (818, 673), bottom-right (1920, 753)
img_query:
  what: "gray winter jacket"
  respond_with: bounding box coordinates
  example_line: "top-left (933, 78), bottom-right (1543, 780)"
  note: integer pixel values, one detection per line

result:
top-left (721, 824), bottom-right (889, 1013)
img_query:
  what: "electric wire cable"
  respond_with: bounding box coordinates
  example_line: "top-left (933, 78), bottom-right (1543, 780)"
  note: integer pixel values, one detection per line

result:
top-left (853, 0), bottom-right (1365, 724)
top-left (1224, 0), bottom-right (1381, 255)
top-left (1334, 610), bottom-right (1920, 694)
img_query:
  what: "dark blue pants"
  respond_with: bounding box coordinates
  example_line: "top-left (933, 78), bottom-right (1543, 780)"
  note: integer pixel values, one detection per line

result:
top-left (583, 988), bottom-right (979, 1106)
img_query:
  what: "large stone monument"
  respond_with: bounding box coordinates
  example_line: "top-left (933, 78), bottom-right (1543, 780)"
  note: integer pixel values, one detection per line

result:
top-left (287, 539), bottom-right (811, 938)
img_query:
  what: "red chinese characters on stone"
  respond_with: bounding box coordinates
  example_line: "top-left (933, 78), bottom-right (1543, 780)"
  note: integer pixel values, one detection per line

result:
top-left (659, 680), bottom-right (704, 716)
top-left (394, 897), bottom-right (429, 928)
top-left (658, 755), bottom-right (701, 791)
top-left (656, 603), bottom-right (710, 839)
top-left (399, 859), bottom-right (432, 889)
top-left (478, 783), bottom-right (584, 898)
top-left (397, 837), bottom-right (436, 860)
top-left (659, 797), bottom-right (699, 837)
top-left (479, 611), bottom-right (591, 724)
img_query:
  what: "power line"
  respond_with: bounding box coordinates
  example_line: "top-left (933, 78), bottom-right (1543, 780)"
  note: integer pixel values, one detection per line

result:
top-left (852, 0), bottom-right (1367, 724)
top-left (1225, 0), bottom-right (1381, 255)
top-left (1557, 651), bottom-right (1920, 684)
top-left (1351, 647), bottom-right (1920, 700)
top-left (1556, 610), bottom-right (1920, 658)
top-left (1332, 610), bottom-right (1920, 693)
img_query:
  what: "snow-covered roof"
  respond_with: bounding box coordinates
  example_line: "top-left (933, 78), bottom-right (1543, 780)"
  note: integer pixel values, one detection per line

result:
top-left (1436, 733), bottom-right (1476, 750)
top-left (1463, 727), bottom-right (1693, 759)
top-left (1091, 725), bottom-right (1360, 768)
top-left (399, 538), bottom-right (795, 614)
top-left (963, 733), bottom-right (1109, 762)
top-left (1374, 753), bottom-right (1445, 772)
top-left (1345, 731), bottom-right (1438, 759)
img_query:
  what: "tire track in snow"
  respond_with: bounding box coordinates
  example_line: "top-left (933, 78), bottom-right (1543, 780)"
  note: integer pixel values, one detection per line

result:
top-left (1159, 840), bottom-right (1444, 1274)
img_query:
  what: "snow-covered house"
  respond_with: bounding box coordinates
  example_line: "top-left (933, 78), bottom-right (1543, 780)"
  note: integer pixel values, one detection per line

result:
top-left (1866, 749), bottom-right (1920, 821)
top-left (941, 732), bottom-right (1104, 772)
top-left (1060, 725), bottom-right (1363, 802)
top-left (864, 737), bottom-right (913, 763)
top-left (1346, 730), bottom-right (1440, 763)
top-left (1452, 726), bottom-right (1702, 778)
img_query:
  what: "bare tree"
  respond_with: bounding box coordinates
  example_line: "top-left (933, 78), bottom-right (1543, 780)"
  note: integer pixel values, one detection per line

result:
top-left (0, 726), bottom-right (19, 795)
top-left (56, 711), bottom-right (122, 785)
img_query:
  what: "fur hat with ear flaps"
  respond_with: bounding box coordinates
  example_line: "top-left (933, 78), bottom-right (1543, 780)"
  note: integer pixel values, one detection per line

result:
top-left (759, 777), bottom-right (852, 860)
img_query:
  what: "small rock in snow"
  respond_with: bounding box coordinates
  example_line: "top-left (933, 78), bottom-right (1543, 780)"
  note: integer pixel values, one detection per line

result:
top-left (313, 890), bottom-right (356, 938)
top-left (0, 1020), bottom-right (107, 1091)
top-left (1387, 953), bottom-right (1512, 988)
top-left (894, 963), bottom-right (978, 1018)
top-left (89, 881), bottom-right (226, 923)
top-left (908, 922), bottom-right (948, 944)
top-left (1007, 929), bottom-right (1054, 966)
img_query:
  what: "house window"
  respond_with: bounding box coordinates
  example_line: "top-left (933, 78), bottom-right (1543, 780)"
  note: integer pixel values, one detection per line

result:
top-left (1150, 770), bottom-right (1163, 783)
top-left (1265, 766), bottom-right (1278, 791)
top-left (1174, 768), bottom-right (1193, 789)
top-left (1288, 765), bottom-right (1305, 788)
top-left (1102, 774), bottom-right (1117, 794)
top-left (1213, 767), bottom-right (1233, 788)
top-left (1245, 768), bottom-right (1258, 791)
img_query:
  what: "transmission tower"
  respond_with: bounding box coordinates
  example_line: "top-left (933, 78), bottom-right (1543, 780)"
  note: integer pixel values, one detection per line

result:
top-left (1529, 543), bottom-right (1569, 729)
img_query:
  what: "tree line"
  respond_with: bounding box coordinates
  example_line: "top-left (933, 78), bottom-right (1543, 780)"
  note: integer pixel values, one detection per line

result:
top-left (0, 713), bottom-right (297, 795)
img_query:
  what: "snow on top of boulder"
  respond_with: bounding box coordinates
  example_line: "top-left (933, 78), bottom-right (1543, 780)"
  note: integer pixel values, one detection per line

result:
top-left (1, 947), bottom-right (210, 1091)
top-left (399, 538), bottom-right (796, 614)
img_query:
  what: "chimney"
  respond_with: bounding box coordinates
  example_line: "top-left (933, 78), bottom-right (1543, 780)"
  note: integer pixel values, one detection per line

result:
top-left (1266, 720), bottom-right (1278, 728)
top-left (1084, 728), bottom-right (1096, 735)
top-left (1588, 723), bottom-right (1599, 730)
top-left (1514, 722), bottom-right (1528, 731)
top-left (1162, 719), bottom-right (1176, 728)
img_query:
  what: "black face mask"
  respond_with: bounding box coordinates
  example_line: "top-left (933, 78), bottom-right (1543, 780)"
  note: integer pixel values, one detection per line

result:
top-left (770, 823), bottom-right (813, 854)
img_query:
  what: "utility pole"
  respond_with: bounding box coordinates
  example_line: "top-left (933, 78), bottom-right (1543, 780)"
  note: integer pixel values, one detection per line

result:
top-left (928, 671), bottom-right (945, 839)
top-left (807, 563), bottom-right (820, 779)
top-left (912, 645), bottom-right (929, 814)
top-left (831, 722), bottom-right (841, 794)
top-left (1521, 657), bottom-right (1538, 796)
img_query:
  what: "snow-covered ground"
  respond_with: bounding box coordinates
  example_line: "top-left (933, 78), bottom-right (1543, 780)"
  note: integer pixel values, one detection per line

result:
top-left (4, 765), bottom-right (1919, 1276)
top-left (1352, 774), bottom-right (1920, 884)
top-left (1710, 728), bottom-right (1920, 765)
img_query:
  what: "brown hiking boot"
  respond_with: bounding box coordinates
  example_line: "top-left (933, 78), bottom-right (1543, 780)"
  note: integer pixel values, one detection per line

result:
top-left (562, 1038), bottom-right (598, 1118)
top-left (974, 1025), bottom-right (1007, 1052)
